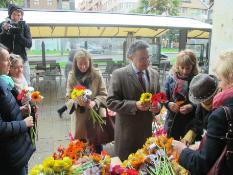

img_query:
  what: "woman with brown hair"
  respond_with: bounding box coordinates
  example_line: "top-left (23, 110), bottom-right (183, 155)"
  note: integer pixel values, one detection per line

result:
top-left (65, 49), bottom-right (107, 153)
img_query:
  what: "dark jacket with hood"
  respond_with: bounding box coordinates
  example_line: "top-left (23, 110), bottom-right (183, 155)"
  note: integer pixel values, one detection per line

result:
top-left (0, 4), bottom-right (32, 62)
top-left (0, 79), bottom-right (35, 169)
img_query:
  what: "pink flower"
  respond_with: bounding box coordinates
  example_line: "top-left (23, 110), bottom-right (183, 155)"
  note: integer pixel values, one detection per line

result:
top-left (153, 128), bottom-right (167, 137)
top-left (111, 165), bottom-right (125, 174)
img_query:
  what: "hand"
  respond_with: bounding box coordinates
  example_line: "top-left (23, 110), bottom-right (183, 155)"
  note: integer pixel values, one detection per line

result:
top-left (172, 140), bottom-right (187, 155)
top-left (2, 23), bottom-right (10, 31)
top-left (189, 142), bottom-right (200, 150)
top-left (24, 116), bottom-right (34, 128)
top-left (149, 103), bottom-right (161, 114)
top-left (168, 102), bottom-right (180, 113)
top-left (33, 106), bottom-right (39, 120)
top-left (180, 104), bottom-right (193, 115)
top-left (75, 96), bottom-right (87, 107)
top-left (20, 105), bottom-right (30, 115)
top-left (136, 101), bottom-right (149, 111)
top-left (87, 100), bottom-right (96, 109)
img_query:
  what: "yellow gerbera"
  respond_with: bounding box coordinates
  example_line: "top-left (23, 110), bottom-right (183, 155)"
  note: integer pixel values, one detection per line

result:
top-left (140, 92), bottom-right (152, 104)
top-left (71, 89), bottom-right (84, 100)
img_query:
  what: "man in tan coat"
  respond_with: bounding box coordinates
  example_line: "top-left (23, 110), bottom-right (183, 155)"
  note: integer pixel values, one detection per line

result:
top-left (107, 40), bottom-right (160, 161)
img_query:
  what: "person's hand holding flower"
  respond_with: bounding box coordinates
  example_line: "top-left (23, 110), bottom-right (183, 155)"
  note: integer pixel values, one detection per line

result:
top-left (180, 104), bottom-right (193, 114)
top-left (87, 100), bottom-right (96, 109)
top-left (172, 140), bottom-right (187, 155)
top-left (169, 102), bottom-right (180, 113)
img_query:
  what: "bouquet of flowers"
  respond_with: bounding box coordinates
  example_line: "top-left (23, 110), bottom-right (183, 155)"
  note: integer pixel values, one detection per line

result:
top-left (29, 156), bottom-right (73, 175)
top-left (111, 133), bottom-right (189, 175)
top-left (71, 85), bottom-right (106, 129)
top-left (30, 139), bottom-right (111, 175)
top-left (17, 86), bottom-right (43, 146)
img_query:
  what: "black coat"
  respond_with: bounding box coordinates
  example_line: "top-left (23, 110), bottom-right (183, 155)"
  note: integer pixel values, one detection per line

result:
top-left (0, 21), bottom-right (32, 61)
top-left (179, 98), bottom-right (233, 175)
top-left (0, 79), bottom-right (35, 169)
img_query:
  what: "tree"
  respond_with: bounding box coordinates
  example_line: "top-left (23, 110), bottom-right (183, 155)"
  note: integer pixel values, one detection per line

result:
top-left (133, 0), bottom-right (181, 16)
top-left (0, 0), bottom-right (24, 8)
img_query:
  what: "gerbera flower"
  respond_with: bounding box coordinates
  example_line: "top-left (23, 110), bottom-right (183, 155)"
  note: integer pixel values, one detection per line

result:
top-left (71, 89), bottom-right (84, 100)
top-left (31, 91), bottom-right (43, 103)
top-left (140, 93), bottom-right (152, 104)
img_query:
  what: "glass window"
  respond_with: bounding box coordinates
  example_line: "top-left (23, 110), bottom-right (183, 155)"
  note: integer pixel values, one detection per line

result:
top-left (33, 0), bottom-right (39, 5)
top-left (48, 0), bottom-right (53, 6)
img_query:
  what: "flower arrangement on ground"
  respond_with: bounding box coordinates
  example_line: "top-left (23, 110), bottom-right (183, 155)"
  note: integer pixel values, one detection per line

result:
top-left (111, 132), bottom-right (189, 175)
top-left (29, 139), bottom-right (111, 175)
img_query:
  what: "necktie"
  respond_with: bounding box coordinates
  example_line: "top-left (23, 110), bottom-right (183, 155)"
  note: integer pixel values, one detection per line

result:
top-left (137, 71), bottom-right (146, 91)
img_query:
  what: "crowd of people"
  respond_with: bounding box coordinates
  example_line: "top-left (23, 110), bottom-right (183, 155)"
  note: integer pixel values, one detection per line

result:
top-left (1, 3), bottom-right (233, 175)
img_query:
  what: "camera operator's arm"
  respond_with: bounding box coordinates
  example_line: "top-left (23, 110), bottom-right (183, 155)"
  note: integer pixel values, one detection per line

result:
top-left (15, 23), bottom-right (32, 49)
top-left (0, 22), bottom-right (10, 43)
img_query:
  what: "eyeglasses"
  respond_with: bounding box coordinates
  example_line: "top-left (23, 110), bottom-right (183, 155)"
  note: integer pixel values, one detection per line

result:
top-left (137, 56), bottom-right (151, 62)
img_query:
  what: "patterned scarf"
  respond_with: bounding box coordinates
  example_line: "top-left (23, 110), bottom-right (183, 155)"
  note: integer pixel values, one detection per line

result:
top-left (172, 73), bottom-right (193, 103)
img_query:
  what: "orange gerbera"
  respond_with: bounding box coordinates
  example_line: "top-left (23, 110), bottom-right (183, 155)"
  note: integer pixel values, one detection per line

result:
top-left (31, 91), bottom-right (43, 102)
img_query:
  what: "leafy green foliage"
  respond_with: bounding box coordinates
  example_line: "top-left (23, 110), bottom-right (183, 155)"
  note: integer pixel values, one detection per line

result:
top-left (0, 0), bottom-right (24, 8)
top-left (133, 0), bottom-right (181, 15)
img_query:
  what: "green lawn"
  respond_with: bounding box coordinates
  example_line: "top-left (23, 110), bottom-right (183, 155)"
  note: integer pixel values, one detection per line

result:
top-left (161, 48), bottom-right (178, 53)
top-left (28, 50), bottom-right (69, 56)
top-left (28, 48), bottom-right (178, 56)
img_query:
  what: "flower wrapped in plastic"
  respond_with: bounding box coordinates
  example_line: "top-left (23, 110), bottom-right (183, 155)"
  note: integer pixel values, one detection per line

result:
top-left (71, 85), bottom-right (106, 129)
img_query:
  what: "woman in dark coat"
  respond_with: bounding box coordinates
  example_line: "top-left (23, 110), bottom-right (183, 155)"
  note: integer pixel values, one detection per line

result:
top-left (181, 74), bottom-right (218, 144)
top-left (172, 51), bottom-right (233, 175)
top-left (0, 47), bottom-right (35, 175)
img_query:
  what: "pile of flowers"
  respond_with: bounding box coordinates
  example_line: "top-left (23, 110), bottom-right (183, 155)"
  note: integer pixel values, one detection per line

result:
top-left (30, 139), bottom-right (111, 175)
top-left (71, 85), bottom-right (106, 129)
top-left (112, 133), bottom-right (189, 175)
top-left (30, 156), bottom-right (73, 175)
top-left (71, 151), bottom-right (111, 175)
top-left (53, 139), bottom-right (94, 163)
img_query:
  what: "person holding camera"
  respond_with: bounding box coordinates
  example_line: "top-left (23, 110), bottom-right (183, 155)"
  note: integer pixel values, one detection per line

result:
top-left (0, 4), bottom-right (32, 85)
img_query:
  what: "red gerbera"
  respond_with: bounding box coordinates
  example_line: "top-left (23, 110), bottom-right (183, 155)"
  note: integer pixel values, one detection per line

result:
top-left (74, 85), bottom-right (86, 90)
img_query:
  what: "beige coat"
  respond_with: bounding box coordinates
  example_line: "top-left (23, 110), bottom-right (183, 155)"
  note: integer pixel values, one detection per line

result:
top-left (107, 64), bottom-right (160, 161)
top-left (66, 68), bottom-right (107, 140)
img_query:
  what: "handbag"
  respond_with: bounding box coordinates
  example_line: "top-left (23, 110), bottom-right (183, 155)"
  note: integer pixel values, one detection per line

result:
top-left (207, 106), bottom-right (233, 175)
top-left (86, 106), bottom-right (115, 145)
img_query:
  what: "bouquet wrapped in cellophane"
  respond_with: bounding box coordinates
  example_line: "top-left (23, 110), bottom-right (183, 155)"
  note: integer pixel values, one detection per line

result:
top-left (71, 85), bottom-right (106, 129)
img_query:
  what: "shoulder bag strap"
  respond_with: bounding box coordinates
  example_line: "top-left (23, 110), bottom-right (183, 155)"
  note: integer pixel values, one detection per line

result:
top-left (222, 107), bottom-right (233, 159)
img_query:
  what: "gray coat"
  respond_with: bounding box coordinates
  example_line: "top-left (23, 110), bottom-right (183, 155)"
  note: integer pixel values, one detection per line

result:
top-left (107, 64), bottom-right (160, 161)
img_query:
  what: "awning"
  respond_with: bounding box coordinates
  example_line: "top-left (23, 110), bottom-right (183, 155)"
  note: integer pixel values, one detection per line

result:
top-left (0, 10), bottom-right (212, 39)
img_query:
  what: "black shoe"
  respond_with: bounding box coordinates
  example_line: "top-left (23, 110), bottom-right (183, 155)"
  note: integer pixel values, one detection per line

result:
top-left (57, 106), bottom-right (67, 118)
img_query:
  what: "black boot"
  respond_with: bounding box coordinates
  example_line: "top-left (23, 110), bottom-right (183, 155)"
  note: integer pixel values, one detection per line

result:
top-left (57, 105), bottom-right (67, 118)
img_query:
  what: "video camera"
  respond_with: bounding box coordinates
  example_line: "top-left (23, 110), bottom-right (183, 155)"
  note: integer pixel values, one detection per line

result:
top-left (4, 19), bottom-right (25, 35)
